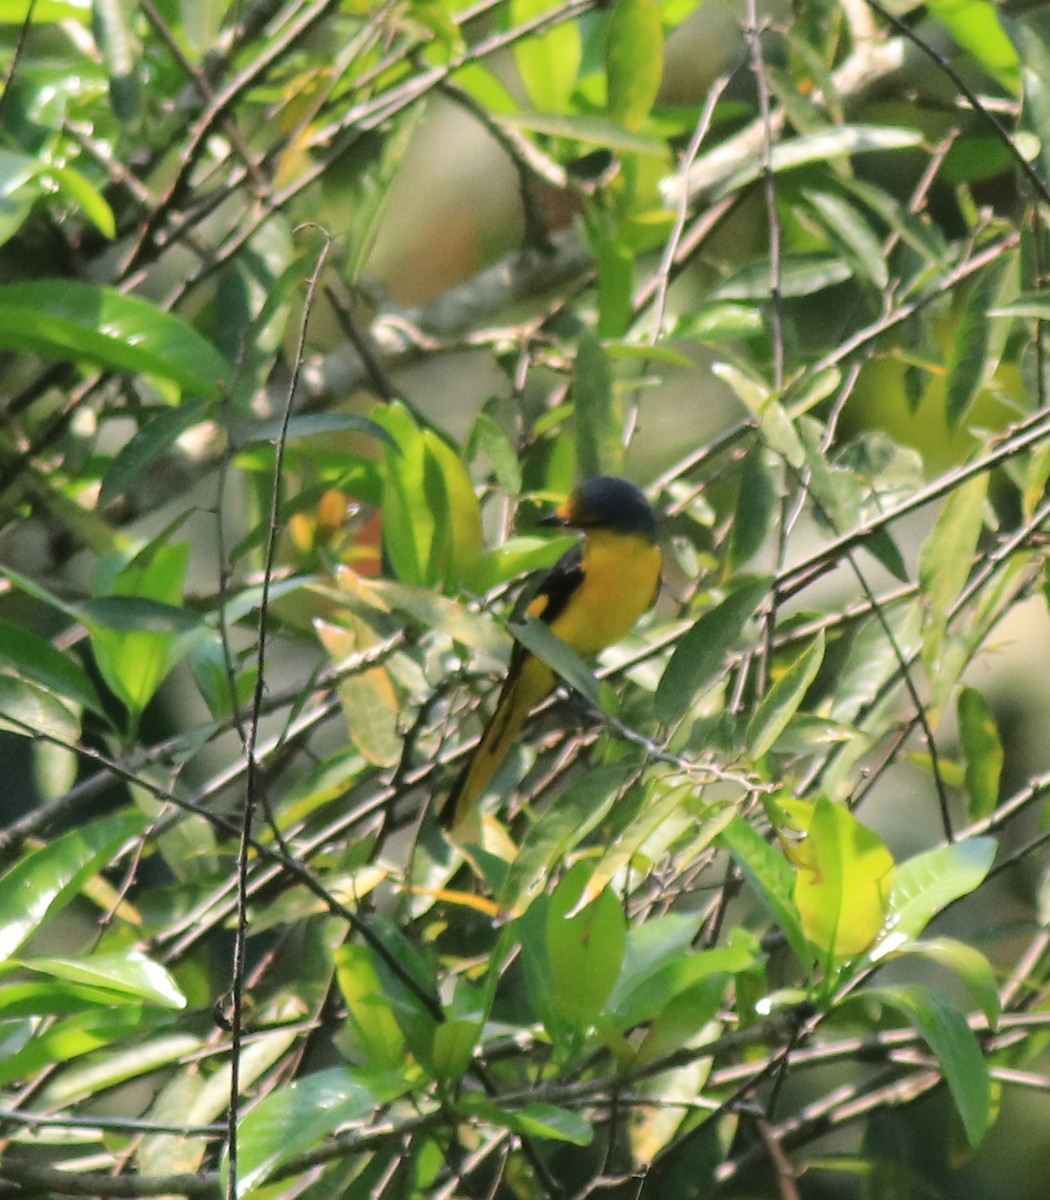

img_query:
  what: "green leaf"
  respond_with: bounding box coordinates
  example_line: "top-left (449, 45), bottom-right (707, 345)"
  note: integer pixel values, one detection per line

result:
top-left (0, 1006), bottom-right (157, 1087)
top-left (333, 943), bottom-right (407, 1071)
top-left (0, 149), bottom-right (114, 244)
top-left (891, 937), bottom-right (1000, 1026)
top-left (0, 281), bottom-right (228, 397)
top-left (606, 0), bottom-right (663, 131)
top-left (429, 1014), bottom-right (482, 1085)
top-left (0, 0), bottom-right (90, 18)
top-left (592, 226), bottom-right (635, 339)
top-left (315, 617), bottom-right (401, 767)
top-left (0, 622), bottom-right (103, 715)
top-left (20, 951), bottom-right (186, 1009)
top-left (720, 815), bottom-right (811, 966)
top-left (47, 165), bottom-right (116, 239)
top-left (609, 939), bottom-right (755, 1031)
top-left (945, 266), bottom-right (999, 429)
top-left (927, 0), bottom-right (1020, 93)
top-left (714, 125), bottom-right (924, 198)
top-left (509, 614), bottom-right (602, 708)
top-left (458, 1096), bottom-right (594, 1145)
top-left (499, 110), bottom-right (668, 155)
top-left (373, 401), bottom-right (431, 587)
top-left (957, 686), bottom-right (1003, 820)
top-left (239, 412), bottom-right (395, 446)
top-left (44, 1031), bottom-right (204, 1106)
top-left (918, 473), bottom-right (987, 696)
top-left (499, 764), bottom-right (630, 919)
top-left (228, 1067), bottom-right (405, 1196)
top-left (711, 362), bottom-right (805, 467)
top-left (714, 255), bottom-right (853, 301)
top-left (747, 630), bottom-right (825, 759)
top-left (511, 0), bottom-right (580, 113)
top-left (86, 545), bottom-right (205, 724)
top-left (573, 330), bottom-right (621, 476)
top-left (93, 0), bottom-right (140, 121)
top-left (874, 838), bottom-right (997, 951)
top-left (673, 302), bottom-right (765, 342)
top-left (0, 812), bottom-right (148, 960)
top-left (0, 978), bottom-right (157, 1019)
top-left (545, 863), bottom-right (626, 1029)
top-left (423, 429), bottom-right (484, 589)
top-left (727, 445), bottom-right (778, 573)
top-left (656, 577), bottom-right (768, 725)
top-left (99, 400), bottom-right (212, 506)
top-left (0, 675), bottom-right (81, 743)
top-left (862, 985), bottom-right (992, 1146)
top-left (792, 797), bottom-right (895, 960)
top-left (802, 188), bottom-right (888, 289)
top-left (989, 296), bottom-right (1050, 323)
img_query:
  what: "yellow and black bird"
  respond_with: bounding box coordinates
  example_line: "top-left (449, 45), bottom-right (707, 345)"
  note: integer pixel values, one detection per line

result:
top-left (440, 476), bottom-right (662, 833)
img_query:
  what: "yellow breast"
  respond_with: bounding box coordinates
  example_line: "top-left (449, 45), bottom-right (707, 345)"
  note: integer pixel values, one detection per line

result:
top-left (548, 530), bottom-right (661, 657)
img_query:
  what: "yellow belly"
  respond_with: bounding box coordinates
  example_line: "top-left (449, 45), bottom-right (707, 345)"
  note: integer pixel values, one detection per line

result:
top-left (547, 531), bottom-right (661, 657)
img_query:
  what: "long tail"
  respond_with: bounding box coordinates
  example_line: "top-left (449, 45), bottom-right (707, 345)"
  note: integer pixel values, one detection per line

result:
top-left (440, 655), bottom-right (554, 831)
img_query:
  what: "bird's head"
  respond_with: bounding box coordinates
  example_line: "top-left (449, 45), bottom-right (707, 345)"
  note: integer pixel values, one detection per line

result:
top-left (539, 476), bottom-right (658, 541)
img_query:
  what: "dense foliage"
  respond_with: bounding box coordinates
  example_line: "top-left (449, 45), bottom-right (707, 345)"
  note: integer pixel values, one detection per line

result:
top-left (2, 1), bottom-right (1050, 1197)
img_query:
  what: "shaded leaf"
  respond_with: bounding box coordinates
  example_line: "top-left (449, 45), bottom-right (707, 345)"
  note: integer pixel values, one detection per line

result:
top-left (100, 400), bottom-right (211, 506)
top-left (228, 1067), bottom-right (405, 1196)
top-left (747, 630), bottom-right (825, 759)
top-left (863, 985), bottom-right (992, 1146)
top-left (573, 329), bottom-right (621, 476)
top-left (656, 577), bottom-right (768, 725)
top-left (546, 863), bottom-right (626, 1028)
top-left (720, 815), bottom-right (811, 966)
top-left (458, 1096), bottom-right (593, 1145)
top-left (726, 446), bottom-right (777, 573)
top-left (957, 686), bottom-right (1002, 820)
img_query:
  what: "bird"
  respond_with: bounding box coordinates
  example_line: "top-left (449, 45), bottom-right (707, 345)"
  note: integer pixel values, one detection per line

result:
top-left (439, 476), bottom-right (662, 834)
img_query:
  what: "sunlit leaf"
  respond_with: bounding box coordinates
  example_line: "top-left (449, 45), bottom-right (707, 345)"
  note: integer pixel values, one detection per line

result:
top-left (511, 0), bottom-right (580, 113)
top-left (0, 281), bottom-right (228, 396)
top-left (606, 0), bottom-right (663, 131)
top-left (21, 951), bottom-right (186, 1009)
top-left (874, 838), bottom-right (997, 950)
top-left (927, 0), bottom-right (1020, 93)
top-left (315, 617), bottom-right (402, 766)
top-left (0, 811), bottom-right (148, 960)
top-left (792, 797), bottom-right (895, 960)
